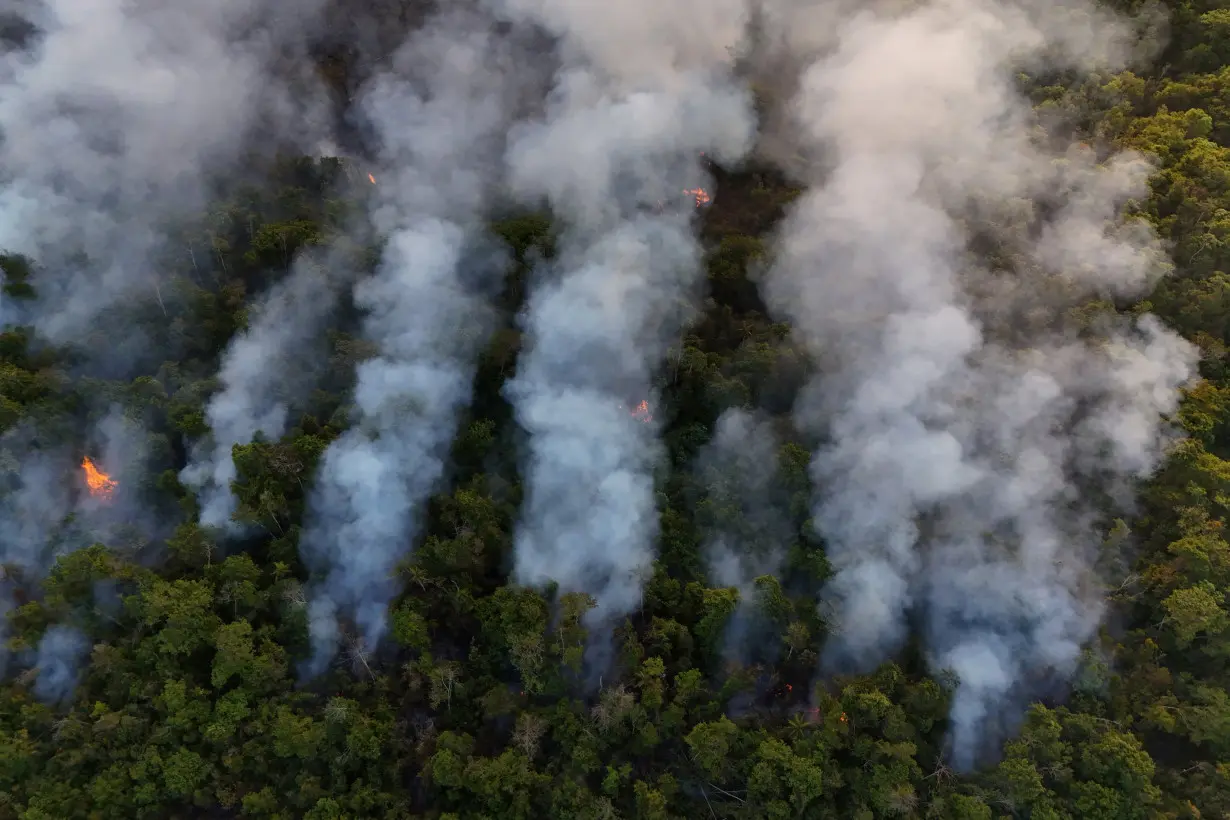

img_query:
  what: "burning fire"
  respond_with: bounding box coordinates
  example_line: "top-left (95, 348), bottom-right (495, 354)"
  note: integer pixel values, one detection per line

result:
top-left (368, 173), bottom-right (376, 184)
top-left (81, 457), bottom-right (117, 500)
top-left (629, 400), bottom-right (652, 424)
top-left (683, 187), bottom-right (711, 207)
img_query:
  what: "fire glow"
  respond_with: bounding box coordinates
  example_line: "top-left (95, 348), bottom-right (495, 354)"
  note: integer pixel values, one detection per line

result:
top-left (629, 400), bottom-right (652, 424)
top-left (81, 457), bottom-right (118, 500)
top-left (683, 187), bottom-right (711, 207)
top-left (368, 173), bottom-right (376, 184)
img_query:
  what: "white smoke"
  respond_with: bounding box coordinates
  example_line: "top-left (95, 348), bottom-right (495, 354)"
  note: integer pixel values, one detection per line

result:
top-left (0, 0), bottom-right (332, 686)
top-left (491, 0), bottom-right (757, 645)
top-left (762, 0), bottom-right (1197, 768)
top-left (0, 0), bottom-right (332, 344)
top-left (181, 252), bottom-right (350, 532)
top-left (296, 8), bottom-right (543, 677)
top-left (32, 624), bottom-right (90, 702)
top-left (0, 405), bottom-right (148, 679)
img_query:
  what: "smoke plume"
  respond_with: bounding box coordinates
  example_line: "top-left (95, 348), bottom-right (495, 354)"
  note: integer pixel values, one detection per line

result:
top-left (0, 405), bottom-right (149, 677)
top-left (0, 0), bottom-right (332, 347)
top-left (0, 0), bottom-right (333, 685)
top-left (694, 409), bottom-right (790, 659)
top-left (296, 8), bottom-right (543, 677)
top-left (31, 624), bottom-right (90, 703)
top-left (181, 252), bottom-right (350, 533)
top-left (0, 441), bottom-right (73, 678)
top-left (492, 0), bottom-right (757, 648)
top-left (762, 0), bottom-right (1198, 768)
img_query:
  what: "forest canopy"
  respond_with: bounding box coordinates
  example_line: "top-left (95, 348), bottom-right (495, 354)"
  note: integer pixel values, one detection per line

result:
top-left (2, 0), bottom-right (1230, 817)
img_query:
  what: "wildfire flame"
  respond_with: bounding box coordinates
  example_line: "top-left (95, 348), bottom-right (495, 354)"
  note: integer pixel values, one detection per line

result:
top-left (368, 173), bottom-right (376, 184)
top-left (81, 457), bottom-right (117, 500)
top-left (683, 187), bottom-right (711, 207)
top-left (629, 400), bottom-right (652, 424)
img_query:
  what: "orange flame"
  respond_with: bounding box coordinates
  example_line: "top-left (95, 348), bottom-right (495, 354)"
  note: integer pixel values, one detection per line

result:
top-left (368, 173), bottom-right (376, 184)
top-left (81, 457), bottom-right (117, 500)
top-left (683, 188), bottom-right (711, 207)
top-left (629, 400), bottom-right (653, 424)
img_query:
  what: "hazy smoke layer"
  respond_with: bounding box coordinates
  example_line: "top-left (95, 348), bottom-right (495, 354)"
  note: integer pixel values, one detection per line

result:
top-left (695, 409), bottom-right (790, 660)
top-left (0, 0), bottom-right (331, 688)
top-left (181, 253), bottom-right (349, 532)
top-left (32, 624), bottom-right (90, 703)
top-left (0, 445), bottom-right (73, 678)
top-left (0, 407), bottom-right (150, 681)
top-left (700, 410), bottom-right (786, 590)
top-left (297, 9), bottom-right (539, 677)
top-left (762, 0), bottom-right (1198, 768)
top-left (0, 0), bottom-right (331, 344)
top-left (492, 0), bottom-right (757, 637)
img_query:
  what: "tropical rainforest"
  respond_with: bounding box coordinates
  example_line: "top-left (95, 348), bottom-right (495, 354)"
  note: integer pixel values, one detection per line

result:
top-left (3, 0), bottom-right (1230, 817)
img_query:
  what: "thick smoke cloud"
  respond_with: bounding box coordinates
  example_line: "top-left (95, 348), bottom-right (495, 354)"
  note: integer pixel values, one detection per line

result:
top-left (181, 252), bottom-right (350, 533)
top-left (0, 0), bottom-right (333, 690)
top-left (0, 0), bottom-right (332, 345)
top-left (762, 0), bottom-right (1198, 768)
top-left (491, 0), bottom-right (757, 643)
top-left (296, 8), bottom-right (542, 677)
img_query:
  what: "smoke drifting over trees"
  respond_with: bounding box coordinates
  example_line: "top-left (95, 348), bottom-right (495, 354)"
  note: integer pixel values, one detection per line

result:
top-left (181, 252), bottom-right (350, 534)
top-left (0, 0), bottom-right (334, 693)
top-left (0, 0), bottom-right (333, 346)
top-left (694, 409), bottom-right (793, 659)
top-left (31, 624), bottom-right (88, 703)
top-left (1, 0), bottom-right (1225, 809)
top-left (0, 406), bottom-right (152, 680)
top-left (296, 8), bottom-right (544, 677)
top-left (0, 448), bottom-right (72, 679)
top-left (762, 0), bottom-right (1198, 767)
top-left (496, 0), bottom-right (756, 648)
top-left (698, 410), bottom-right (787, 590)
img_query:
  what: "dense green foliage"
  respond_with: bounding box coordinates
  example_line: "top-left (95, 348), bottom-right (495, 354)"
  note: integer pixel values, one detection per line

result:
top-left (5, 2), bottom-right (1230, 818)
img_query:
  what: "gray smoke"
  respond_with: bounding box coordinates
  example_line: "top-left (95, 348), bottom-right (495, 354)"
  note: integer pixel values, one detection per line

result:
top-left (0, 0), bottom-right (332, 684)
top-left (695, 409), bottom-right (789, 659)
top-left (0, 0), bottom-right (332, 345)
top-left (492, 0), bottom-right (757, 643)
top-left (181, 252), bottom-right (350, 533)
top-left (32, 624), bottom-right (90, 703)
top-left (0, 406), bottom-right (148, 677)
top-left (297, 8), bottom-right (542, 677)
top-left (0, 441), bottom-right (73, 678)
top-left (762, 0), bottom-right (1198, 768)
